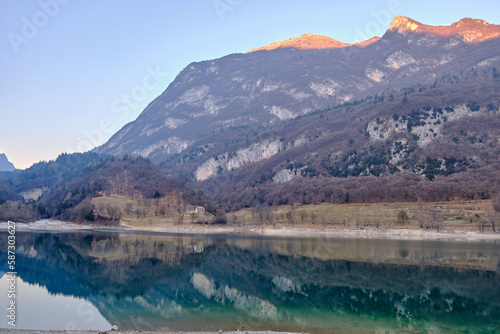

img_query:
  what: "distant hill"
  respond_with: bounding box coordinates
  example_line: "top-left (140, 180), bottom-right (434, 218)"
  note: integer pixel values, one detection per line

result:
top-left (0, 153), bottom-right (15, 171)
top-left (0, 153), bottom-right (212, 222)
top-left (93, 16), bottom-right (500, 210)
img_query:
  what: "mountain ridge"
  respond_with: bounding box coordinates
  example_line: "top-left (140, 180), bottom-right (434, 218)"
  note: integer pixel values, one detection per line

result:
top-left (247, 17), bottom-right (500, 54)
top-left (388, 16), bottom-right (500, 42)
top-left (247, 33), bottom-right (351, 53)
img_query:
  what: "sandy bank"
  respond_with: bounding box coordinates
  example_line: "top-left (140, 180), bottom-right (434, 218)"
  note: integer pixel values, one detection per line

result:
top-left (0, 219), bottom-right (93, 231)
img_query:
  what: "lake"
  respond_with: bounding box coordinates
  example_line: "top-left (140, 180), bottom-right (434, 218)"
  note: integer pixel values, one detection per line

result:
top-left (1, 230), bottom-right (499, 333)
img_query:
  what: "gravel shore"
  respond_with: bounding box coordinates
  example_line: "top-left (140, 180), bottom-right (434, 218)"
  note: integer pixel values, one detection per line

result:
top-left (2, 219), bottom-right (499, 241)
top-left (0, 330), bottom-right (300, 334)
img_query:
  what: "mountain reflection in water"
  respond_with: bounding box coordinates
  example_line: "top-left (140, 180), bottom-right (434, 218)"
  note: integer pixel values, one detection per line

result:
top-left (1, 231), bottom-right (499, 333)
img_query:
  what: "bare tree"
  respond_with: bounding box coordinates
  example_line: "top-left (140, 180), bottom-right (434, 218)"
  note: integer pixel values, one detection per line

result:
top-left (477, 218), bottom-right (488, 232)
top-left (264, 208), bottom-right (274, 225)
top-left (106, 204), bottom-right (113, 216)
top-left (490, 195), bottom-right (500, 232)
top-left (176, 214), bottom-right (183, 225)
top-left (486, 210), bottom-right (497, 233)
top-left (396, 210), bottom-right (409, 224)
top-left (144, 198), bottom-right (152, 213)
top-left (106, 206), bottom-right (122, 221)
top-left (431, 211), bottom-right (443, 232)
top-left (255, 205), bottom-right (265, 227)
top-left (136, 208), bottom-right (146, 219)
top-left (417, 201), bottom-right (426, 228)
top-left (96, 204), bottom-right (106, 215)
top-left (124, 202), bottom-right (133, 215)
top-left (372, 210), bottom-right (380, 230)
top-left (310, 211), bottom-right (317, 224)
top-left (159, 204), bottom-right (166, 217)
top-left (493, 195), bottom-right (500, 213)
top-left (285, 209), bottom-right (294, 224)
top-left (321, 213), bottom-right (327, 227)
top-left (298, 210), bottom-right (308, 223)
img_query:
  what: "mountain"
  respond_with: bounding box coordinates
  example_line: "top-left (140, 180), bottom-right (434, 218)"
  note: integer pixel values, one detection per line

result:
top-left (389, 16), bottom-right (500, 42)
top-left (247, 33), bottom-right (355, 52)
top-left (95, 17), bottom-right (500, 209)
top-left (0, 153), bottom-right (15, 171)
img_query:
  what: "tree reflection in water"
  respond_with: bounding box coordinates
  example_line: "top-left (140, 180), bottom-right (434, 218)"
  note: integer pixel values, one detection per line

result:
top-left (3, 231), bottom-right (499, 333)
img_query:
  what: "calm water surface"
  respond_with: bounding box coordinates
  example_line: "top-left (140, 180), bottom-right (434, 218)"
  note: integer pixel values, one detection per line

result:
top-left (1, 230), bottom-right (499, 333)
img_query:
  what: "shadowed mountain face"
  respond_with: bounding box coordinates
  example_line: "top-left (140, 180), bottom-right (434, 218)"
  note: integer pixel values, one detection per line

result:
top-left (0, 153), bottom-right (15, 172)
top-left (3, 231), bottom-right (499, 332)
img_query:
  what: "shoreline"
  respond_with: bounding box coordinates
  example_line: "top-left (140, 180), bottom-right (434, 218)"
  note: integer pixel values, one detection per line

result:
top-left (0, 331), bottom-right (296, 334)
top-left (1, 219), bottom-right (499, 241)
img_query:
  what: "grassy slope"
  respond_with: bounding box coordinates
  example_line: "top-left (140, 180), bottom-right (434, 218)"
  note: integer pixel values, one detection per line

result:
top-left (92, 195), bottom-right (213, 227)
top-left (226, 199), bottom-right (498, 233)
top-left (95, 195), bottom-right (499, 234)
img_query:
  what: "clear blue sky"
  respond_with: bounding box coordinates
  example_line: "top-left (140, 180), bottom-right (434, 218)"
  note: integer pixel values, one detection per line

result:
top-left (1, 0), bottom-right (499, 169)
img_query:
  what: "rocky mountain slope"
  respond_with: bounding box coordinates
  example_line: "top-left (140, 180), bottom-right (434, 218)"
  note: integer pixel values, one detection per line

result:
top-left (247, 32), bottom-right (363, 52)
top-left (0, 153), bottom-right (15, 171)
top-left (95, 17), bottom-right (500, 209)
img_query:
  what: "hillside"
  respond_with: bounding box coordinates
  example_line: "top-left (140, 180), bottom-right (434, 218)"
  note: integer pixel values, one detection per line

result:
top-left (198, 76), bottom-right (500, 210)
top-left (0, 153), bottom-right (213, 223)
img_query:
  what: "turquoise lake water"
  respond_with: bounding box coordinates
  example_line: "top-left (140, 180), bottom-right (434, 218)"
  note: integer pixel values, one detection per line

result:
top-left (1, 230), bottom-right (499, 333)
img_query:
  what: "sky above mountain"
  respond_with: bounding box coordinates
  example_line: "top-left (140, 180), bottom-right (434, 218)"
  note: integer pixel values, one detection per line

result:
top-left (1, 0), bottom-right (499, 169)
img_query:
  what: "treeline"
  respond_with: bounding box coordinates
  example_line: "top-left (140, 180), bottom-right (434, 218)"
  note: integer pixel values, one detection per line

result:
top-left (7, 152), bottom-right (105, 192)
top-left (0, 179), bottom-right (18, 204)
top-left (206, 165), bottom-right (500, 212)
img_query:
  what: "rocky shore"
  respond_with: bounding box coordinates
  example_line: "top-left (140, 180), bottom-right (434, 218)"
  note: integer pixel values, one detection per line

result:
top-left (0, 330), bottom-right (300, 334)
top-left (1, 219), bottom-right (499, 241)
